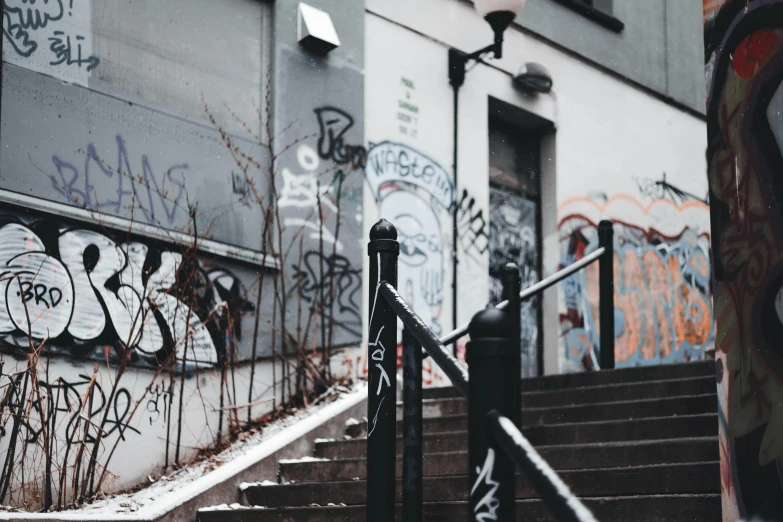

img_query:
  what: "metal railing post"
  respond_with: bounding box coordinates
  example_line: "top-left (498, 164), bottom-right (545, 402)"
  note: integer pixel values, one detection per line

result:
top-left (501, 264), bottom-right (522, 426)
top-left (402, 327), bottom-right (423, 522)
top-left (467, 307), bottom-right (516, 522)
top-left (367, 219), bottom-right (399, 522)
top-left (598, 220), bottom-right (615, 370)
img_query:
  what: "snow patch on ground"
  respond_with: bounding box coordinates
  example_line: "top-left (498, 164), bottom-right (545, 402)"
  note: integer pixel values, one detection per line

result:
top-left (238, 481), bottom-right (277, 491)
top-left (278, 456), bottom-right (330, 464)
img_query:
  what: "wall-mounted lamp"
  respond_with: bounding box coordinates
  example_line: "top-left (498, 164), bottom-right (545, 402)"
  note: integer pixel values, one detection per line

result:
top-left (297, 3), bottom-right (341, 55)
top-left (448, 0), bottom-right (527, 88)
top-left (513, 62), bottom-right (553, 94)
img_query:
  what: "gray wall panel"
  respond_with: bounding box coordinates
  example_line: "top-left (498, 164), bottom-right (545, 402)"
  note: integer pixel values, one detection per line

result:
top-left (520, 0), bottom-right (705, 113)
top-left (0, 63), bottom-right (268, 251)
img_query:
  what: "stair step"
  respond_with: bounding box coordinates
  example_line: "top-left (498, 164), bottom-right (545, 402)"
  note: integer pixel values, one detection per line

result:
top-left (395, 394), bottom-right (717, 430)
top-left (423, 360), bottom-right (715, 398)
top-left (281, 437), bottom-right (718, 482)
top-left (199, 494), bottom-right (721, 521)
top-left (244, 462), bottom-right (718, 507)
top-left (520, 376), bottom-right (716, 408)
top-left (316, 414), bottom-right (717, 459)
top-left (420, 376), bottom-right (716, 408)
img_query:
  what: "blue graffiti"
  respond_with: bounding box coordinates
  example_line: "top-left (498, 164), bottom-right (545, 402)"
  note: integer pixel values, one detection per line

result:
top-left (563, 229), bottom-right (713, 368)
top-left (50, 135), bottom-right (188, 226)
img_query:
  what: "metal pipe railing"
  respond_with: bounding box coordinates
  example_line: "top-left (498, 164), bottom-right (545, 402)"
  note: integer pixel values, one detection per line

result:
top-left (366, 218), bottom-right (615, 522)
top-left (486, 410), bottom-right (598, 522)
top-left (438, 246), bottom-right (607, 346)
top-left (378, 282), bottom-right (469, 396)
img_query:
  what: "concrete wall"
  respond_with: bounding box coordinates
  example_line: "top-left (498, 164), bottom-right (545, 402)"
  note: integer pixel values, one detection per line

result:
top-left (365, 0), bottom-right (709, 377)
top-left (705, 1), bottom-right (783, 519)
top-left (519, 0), bottom-right (706, 114)
top-left (0, 0), bottom-right (365, 508)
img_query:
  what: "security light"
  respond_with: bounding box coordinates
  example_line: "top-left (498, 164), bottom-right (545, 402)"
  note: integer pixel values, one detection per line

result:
top-left (513, 62), bottom-right (553, 94)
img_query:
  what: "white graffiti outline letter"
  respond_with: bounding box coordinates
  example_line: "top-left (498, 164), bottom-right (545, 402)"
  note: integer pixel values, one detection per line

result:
top-left (471, 448), bottom-right (501, 522)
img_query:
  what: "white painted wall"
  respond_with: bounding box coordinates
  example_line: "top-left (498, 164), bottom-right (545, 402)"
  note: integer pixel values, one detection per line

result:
top-left (364, 0), bottom-right (709, 374)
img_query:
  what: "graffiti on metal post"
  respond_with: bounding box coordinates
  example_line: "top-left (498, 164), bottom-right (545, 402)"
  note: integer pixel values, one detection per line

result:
top-left (471, 448), bottom-right (501, 522)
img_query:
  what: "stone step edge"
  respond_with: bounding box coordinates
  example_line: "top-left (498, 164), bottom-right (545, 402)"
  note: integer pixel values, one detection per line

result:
top-left (398, 392), bottom-right (717, 412)
top-left (434, 374), bottom-right (717, 401)
top-left (249, 460), bottom-right (720, 488)
top-left (198, 493), bottom-right (722, 514)
top-left (394, 393), bottom-right (718, 424)
top-left (304, 435), bottom-right (719, 463)
top-left (318, 413), bottom-right (718, 448)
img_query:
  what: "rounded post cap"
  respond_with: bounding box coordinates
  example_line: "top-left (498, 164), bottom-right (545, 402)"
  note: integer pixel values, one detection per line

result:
top-left (468, 307), bottom-right (511, 339)
top-left (503, 263), bottom-right (521, 276)
top-left (598, 219), bottom-right (613, 230)
top-left (370, 219), bottom-right (397, 240)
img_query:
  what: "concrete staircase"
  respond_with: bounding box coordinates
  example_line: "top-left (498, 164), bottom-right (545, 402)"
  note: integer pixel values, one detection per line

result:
top-left (197, 360), bottom-right (720, 521)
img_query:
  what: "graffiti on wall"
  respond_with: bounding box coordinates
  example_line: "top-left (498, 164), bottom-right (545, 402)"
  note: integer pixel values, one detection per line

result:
top-left (365, 141), bottom-right (454, 335)
top-left (281, 106), bottom-right (366, 343)
top-left (558, 195), bottom-right (713, 370)
top-left (705, 1), bottom-right (783, 518)
top-left (2, 0), bottom-right (98, 85)
top-left (0, 214), bottom-right (253, 368)
top-left (2, 369), bottom-right (142, 448)
top-left (489, 188), bottom-right (540, 377)
top-left (456, 188), bottom-right (489, 265)
top-left (292, 251), bottom-right (362, 337)
top-left (49, 134), bottom-right (188, 227)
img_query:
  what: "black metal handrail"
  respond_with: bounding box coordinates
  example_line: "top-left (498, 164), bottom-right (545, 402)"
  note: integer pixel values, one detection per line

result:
top-left (366, 218), bottom-right (615, 522)
top-left (378, 282), bottom-right (468, 396)
top-left (486, 410), bottom-right (599, 522)
top-left (439, 246), bottom-right (607, 346)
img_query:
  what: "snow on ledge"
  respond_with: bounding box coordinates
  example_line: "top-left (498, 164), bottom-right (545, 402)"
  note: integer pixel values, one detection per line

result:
top-left (0, 382), bottom-right (367, 521)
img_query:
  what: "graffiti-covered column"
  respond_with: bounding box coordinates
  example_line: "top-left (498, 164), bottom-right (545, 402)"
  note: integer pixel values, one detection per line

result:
top-left (705, 1), bottom-right (783, 519)
top-left (271, 1), bottom-right (365, 356)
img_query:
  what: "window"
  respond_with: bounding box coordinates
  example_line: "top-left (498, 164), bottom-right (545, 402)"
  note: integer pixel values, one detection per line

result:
top-left (488, 115), bottom-right (543, 378)
top-left (551, 0), bottom-right (624, 32)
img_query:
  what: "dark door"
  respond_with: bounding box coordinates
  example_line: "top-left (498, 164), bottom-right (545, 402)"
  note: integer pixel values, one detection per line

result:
top-left (488, 115), bottom-right (543, 378)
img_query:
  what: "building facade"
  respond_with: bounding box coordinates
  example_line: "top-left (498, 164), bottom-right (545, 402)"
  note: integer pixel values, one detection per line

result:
top-left (0, 0), bottom-right (708, 508)
top-left (361, 0), bottom-right (710, 381)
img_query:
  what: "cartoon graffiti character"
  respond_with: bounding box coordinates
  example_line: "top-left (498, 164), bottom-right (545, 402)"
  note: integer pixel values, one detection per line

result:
top-left (366, 142), bottom-right (454, 336)
top-left (381, 190), bottom-right (444, 333)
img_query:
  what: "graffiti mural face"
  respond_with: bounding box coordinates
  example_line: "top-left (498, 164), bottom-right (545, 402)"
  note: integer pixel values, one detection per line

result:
top-left (384, 190), bottom-right (444, 311)
top-left (706, 1), bottom-right (783, 518)
top-left (366, 142), bottom-right (454, 335)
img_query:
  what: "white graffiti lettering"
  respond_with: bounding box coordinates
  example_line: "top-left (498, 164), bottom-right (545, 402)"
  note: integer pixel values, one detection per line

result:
top-left (0, 220), bottom-right (224, 365)
top-left (471, 448), bottom-right (501, 522)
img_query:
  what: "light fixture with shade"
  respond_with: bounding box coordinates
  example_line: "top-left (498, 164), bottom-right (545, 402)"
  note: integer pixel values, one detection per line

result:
top-left (473, 0), bottom-right (528, 59)
top-left (448, 0), bottom-right (527, 87)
